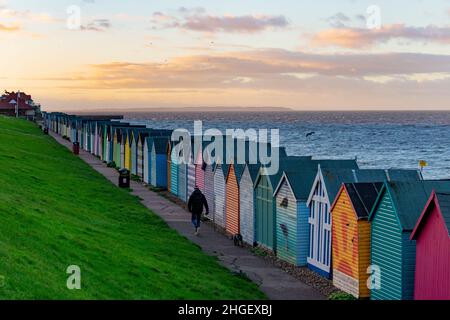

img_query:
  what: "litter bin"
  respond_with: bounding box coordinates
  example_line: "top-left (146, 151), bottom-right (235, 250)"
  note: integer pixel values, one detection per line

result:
top-left (43, 127), bottom-right (49, 135)
top-left (119, 168), bottom-right (130, 188)
top-left (73, 142), bottom-right (80, 155)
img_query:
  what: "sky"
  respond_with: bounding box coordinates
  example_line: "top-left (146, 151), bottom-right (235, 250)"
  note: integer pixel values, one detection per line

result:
top-left (1, 0), bottom-right (450, 111)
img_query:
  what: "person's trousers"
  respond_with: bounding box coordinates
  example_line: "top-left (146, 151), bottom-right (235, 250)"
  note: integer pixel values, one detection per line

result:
top-left (191, 214), bottom-right (201, 229)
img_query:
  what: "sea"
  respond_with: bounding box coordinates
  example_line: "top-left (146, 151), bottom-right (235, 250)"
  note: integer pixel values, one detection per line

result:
top-left (123, 111), bottom-right (450, 180)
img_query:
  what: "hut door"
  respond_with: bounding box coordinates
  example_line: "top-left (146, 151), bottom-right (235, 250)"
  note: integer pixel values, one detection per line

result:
top-left (308, 180), bottom-right (331, 274)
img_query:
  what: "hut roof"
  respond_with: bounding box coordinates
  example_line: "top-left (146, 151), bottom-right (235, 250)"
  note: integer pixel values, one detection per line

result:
top-left (436, 193), bottom-right (450, 236)
top-left (411, 192), bottom-right (450, 239)
top-left (320, 169), bottom-right (387, 204)
top-left (342, 182), bottom-right (384, 219)
top-left (274, 158), bottom-right (357, 200)
top-left (152, 136), bottom-right (170, 154)
top-left (370, 180), bottom-right (450, 231)
top-left (281, 170), bottom-right (318, 200)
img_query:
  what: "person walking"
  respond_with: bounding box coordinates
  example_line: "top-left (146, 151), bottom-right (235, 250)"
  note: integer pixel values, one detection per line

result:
top-left (188, 186), bottom-right (209, 236)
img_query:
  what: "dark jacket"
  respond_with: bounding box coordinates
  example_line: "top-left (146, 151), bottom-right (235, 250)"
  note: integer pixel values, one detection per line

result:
top-left (188, 188), bottom-right (209, 216)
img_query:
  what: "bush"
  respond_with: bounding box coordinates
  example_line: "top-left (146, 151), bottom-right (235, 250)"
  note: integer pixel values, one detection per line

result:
top-left (328, 292), bottom-right (357, 300)
top-left (107, 161), bottom-right (116, 168)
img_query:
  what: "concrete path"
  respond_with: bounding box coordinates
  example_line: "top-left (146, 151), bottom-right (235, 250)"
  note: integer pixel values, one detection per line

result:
top-left (50, 132), bottom-right (325, 300)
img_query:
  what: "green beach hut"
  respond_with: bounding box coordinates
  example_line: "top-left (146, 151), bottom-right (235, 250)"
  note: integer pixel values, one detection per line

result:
top-left (369, 180), bottom-right (450, 300)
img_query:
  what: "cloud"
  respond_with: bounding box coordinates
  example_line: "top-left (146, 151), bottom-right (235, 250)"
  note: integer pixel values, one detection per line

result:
top-left (151, 8), bottom-right (289, 33)
top-left (34, 49), bottom-right (450, 110)
top-left (324, 12), bottom-right (351, 28)
top-left (80, 19), bottom-right (111, 32)
top-left (312, 24), bottom-right (450, 48)
top-left (0, 22), bottom-right (20, 32)
top-left (0, 7), bottom-right (59, 23)
top-left (54, 49), bottom-right (450, 93)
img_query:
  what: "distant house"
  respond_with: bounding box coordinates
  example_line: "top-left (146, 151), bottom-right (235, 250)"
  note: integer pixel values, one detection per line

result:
top-left (0, 91), bottom-right (41, 119)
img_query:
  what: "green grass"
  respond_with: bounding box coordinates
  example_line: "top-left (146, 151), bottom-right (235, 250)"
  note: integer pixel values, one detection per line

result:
top-left (0, 116), bottom-right (265, 300)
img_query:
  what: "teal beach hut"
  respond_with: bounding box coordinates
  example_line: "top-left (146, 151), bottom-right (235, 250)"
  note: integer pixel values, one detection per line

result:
top-left (369, 180), bottom-right (450, 300)
top-left (151, 137), bottom-right (169, 188)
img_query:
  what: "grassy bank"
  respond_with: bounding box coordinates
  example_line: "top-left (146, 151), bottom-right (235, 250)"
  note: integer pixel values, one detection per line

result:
top-left (0, 116), bottom-right (264, 299)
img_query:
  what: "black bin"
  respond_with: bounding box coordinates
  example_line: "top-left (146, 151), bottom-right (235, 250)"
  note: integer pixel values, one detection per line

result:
top-left (43, 127), bottom-right (49, 135)
top-left (73, 142), bottom-right (80, 155)
top-left (119, 168), bottom-right (130, 188)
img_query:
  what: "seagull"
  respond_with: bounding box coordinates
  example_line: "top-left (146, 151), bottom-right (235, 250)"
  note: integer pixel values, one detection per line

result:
top-left (306, 132), bottom-right (315, 138)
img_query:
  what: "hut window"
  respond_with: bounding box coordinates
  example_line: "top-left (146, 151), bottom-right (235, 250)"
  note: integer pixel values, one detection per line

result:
top-left (280, 197), bottom-right (289, 208)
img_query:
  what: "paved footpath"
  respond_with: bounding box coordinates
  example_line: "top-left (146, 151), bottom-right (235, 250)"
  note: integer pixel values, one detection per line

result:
top-left (51, 132), bottom-right (324, 300)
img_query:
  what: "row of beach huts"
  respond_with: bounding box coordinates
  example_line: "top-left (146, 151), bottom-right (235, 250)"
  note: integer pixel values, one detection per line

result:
top-left (42, 112), bottom-right (450, 300)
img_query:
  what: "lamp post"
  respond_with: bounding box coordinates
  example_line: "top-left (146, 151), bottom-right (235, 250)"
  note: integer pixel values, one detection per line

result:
top-left (15, 91), bottom-right (21, 118)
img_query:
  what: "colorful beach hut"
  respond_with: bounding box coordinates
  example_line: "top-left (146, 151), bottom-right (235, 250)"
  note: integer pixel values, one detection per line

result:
top-left (203, 160), bottom-right (216, 221)
top-left (187, 138), bottom-right (197, 200)
top-left (254, 156), bottom-right (316, 251)
top-left (194, 142), bottom-right (208, 192)
top-left (214, 163), bottom-right (229, 229)
top-left (369, 180), bottom-right (450, 300)
top-left (137, 131), bottom-right (145, 179)
top-left (307, 168), bottom-right (420, 278)
top-left (130, 130), bottom-right (138, 175)
top-left (225, 163), bottom-right (245, 236)
top-left (178, 149), bottom-right (188, 202)
top-left (239, 163), bottom-right (261, 246)
top-left (273, 169), bottom-right (317, 266)
top-left (169, 140), bottom-right (180, 196)
top-left (410, 191), bottom-right (450, 300)
top-left (139, 129), bottom-right (172, 182)
top-left (151, 137), bottom-right (169, 188)
top-left (330, 182), bottom-right (383, 298)
top-left (113, 128), bottom-right (122, 167)
top-left (124, 129), bottom-right (132, 170)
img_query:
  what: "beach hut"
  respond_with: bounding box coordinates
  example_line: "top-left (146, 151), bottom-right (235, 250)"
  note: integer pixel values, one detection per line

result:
top-left (369, 180), bottom-right (450, 300)
top-left (203, 162), bottom-right (216, 220)
top-left (330, 182), bottom-right (383, 298)
top-left (194, 142), bottom-right (207, 192)
top-left (307, 168), bottom-right (420, 278)
top-left (90, 121), bottom-right (96, 154)
top-left (113, 128), bottom-right (122, 167)
top-left (170, 140), bottom-right (179, 196)
top-left (137, 131), bottom-right (146, 180)
top-left (167, 141), bottom-right (172, 193)
top-left (106, 123), bottom-right (114, 160)
top-left (254, 156), bottom-right (316, 251)
top-left (273, 169), bottom-right (318, 266)
top-left (151, 137), bottom-right (169, 188)
top-left (225, 163), bottom-right (245, 236)
top-left (178, 151), bottom-right (187, 202)
top-left (96, 123), bottom-right (102, 158)
top-left (187, 138), bottom-right (197, 200)
top-left (131, 130), bottom-right (138, 175)
top-left (411, 191), bottom-right (450, 300)
top-left (239, 163), bottom-right (261, 246)
top-left (214, 163), bottom-right (229, 229)
top-left (124, 129), bottom-right (132, 170)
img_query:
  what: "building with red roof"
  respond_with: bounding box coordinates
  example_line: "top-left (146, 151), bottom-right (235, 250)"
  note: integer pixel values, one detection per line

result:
top-left (0, 90), bottom-right (41, 118)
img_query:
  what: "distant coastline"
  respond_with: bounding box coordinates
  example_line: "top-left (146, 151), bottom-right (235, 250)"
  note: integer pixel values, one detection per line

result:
top-left (56, 108), bottom-right (450, 116)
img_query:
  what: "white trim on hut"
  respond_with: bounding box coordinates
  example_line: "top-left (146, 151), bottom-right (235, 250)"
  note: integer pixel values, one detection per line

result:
top-left (306, 168), bottom-right (332, 275)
